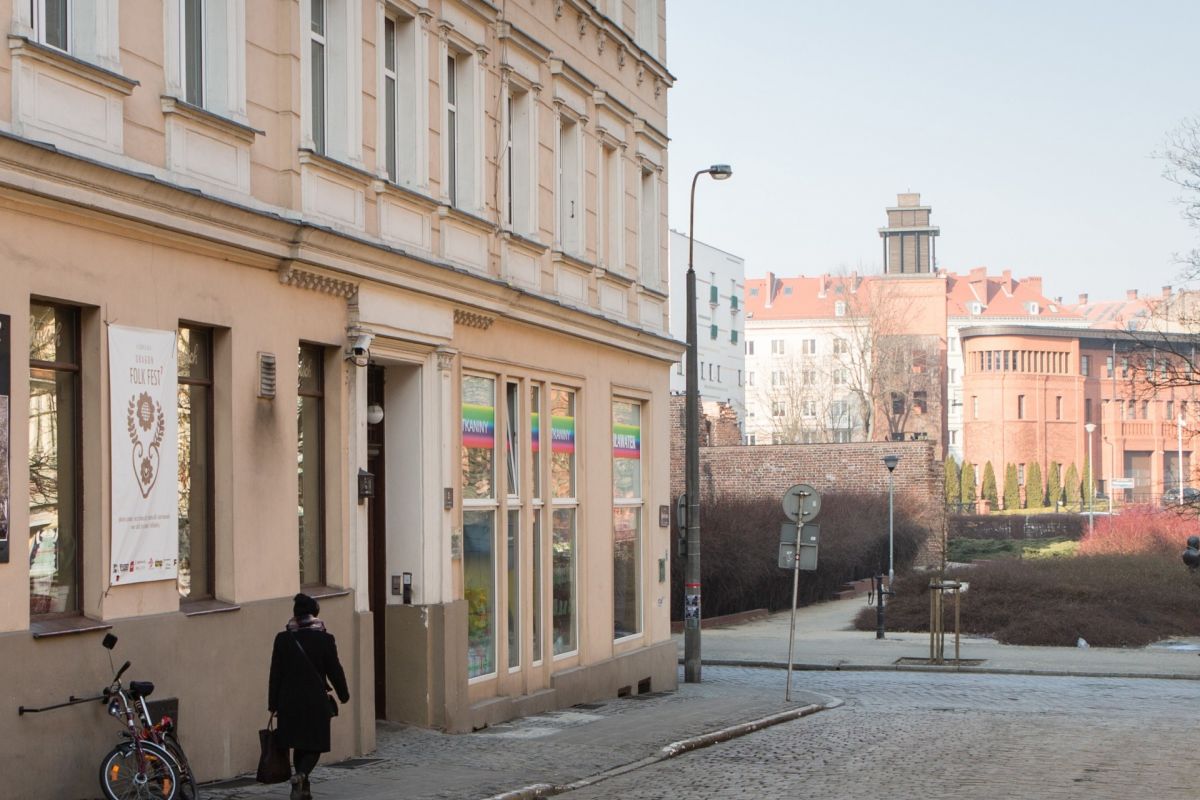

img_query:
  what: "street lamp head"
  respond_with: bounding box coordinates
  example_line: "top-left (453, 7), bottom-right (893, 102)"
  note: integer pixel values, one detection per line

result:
top-left (707, 164), bottom-right (733, 180)
top-left (883, 454), bottom-right (900, 472)
top-left (1084, 422), bottom-right (1096, 433)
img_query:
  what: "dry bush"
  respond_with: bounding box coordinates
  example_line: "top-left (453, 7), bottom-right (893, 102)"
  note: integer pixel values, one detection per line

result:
top-left (854, 552), bottom-right (1200, 647)
top-left (671, 492), bottom-right (929, 620)
top-left (1078, 504), bottom-right (1200, 556)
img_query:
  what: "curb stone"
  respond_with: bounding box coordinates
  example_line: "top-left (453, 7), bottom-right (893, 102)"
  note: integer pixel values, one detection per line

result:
top-left (478, 700), bottom-right (841, 800)
top-left (695, 657), bottom-right (1200, 682)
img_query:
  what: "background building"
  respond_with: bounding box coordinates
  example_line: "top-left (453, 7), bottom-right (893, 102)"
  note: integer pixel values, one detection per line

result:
top-left (1, 1), bottom-right (678, 795)
top-left (668, 230), bottom-right (746, 427)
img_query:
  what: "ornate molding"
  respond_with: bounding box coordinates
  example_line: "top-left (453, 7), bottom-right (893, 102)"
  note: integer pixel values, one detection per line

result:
top-left (278, 262), bottom-right (357, 299)
top-left (454, 309), bottom-right (495, 330)
top-left (436, 348), bottom-right (456, 372)
top-left (554, 0), bottom-right (564, 19)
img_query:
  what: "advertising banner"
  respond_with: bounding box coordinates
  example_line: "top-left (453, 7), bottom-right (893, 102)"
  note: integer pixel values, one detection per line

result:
top-left (462, 403), bottom-right (496, 449)
top-left (108, 326), bottom-right (178, 585)
top-left (551, 415), bottom-right (575, 454)
top-left (0, 313), bottom-right (9, 563)
top-left (612, 422), bottom-right (641, 459)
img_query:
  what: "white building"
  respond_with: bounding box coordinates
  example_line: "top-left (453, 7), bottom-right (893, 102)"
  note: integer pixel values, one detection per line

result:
top-left (668, 230), bottom-right (747, 425)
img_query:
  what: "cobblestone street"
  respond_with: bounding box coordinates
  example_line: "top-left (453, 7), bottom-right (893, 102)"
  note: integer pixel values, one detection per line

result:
top-left (560, 668), bottom-right (1197, 800)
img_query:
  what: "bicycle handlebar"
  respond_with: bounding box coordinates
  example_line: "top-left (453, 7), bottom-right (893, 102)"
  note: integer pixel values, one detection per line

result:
top-left (114, 661), bottom-right (131, 681)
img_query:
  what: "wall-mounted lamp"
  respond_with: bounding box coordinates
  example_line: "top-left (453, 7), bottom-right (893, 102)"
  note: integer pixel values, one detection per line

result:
top-left (357, 468), bottom-right (375, 503)
top-left (367, 404), bottom-right (384, 425)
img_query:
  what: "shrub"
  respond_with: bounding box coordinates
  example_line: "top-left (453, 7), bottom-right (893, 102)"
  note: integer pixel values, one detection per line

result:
top-left (1027, 462), bottom-right (1044, 509)
top-left (961, 462), bottom-right (977, 505)
top-left (1047, 462), bottom-right (1063, 508)
top-left (981, 462), bottom-right (998, 506)
top-left (854, 552), bottom-right (1200, 646)
top-left (944, 456), bottom-right (960, 506)
top-left (1003, 463), bottom-right (1020, 510)
top-left (1064, 463), bottom-right (1080, 505)
top-left (671, 492), bottom-right (931, 620)
top-left (1078, 504), bottom-right (1200, 556)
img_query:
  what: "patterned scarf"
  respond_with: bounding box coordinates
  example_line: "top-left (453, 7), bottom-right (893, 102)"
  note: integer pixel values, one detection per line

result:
top-left (286, 614), bottom-right (327, 633)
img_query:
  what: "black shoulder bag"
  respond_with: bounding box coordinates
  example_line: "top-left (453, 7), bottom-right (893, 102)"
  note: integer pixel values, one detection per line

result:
top-left (292, 633), bottom-right (339, 717)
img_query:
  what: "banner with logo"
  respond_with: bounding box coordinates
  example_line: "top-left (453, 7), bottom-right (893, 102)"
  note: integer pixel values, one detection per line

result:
top-left (108, 326), bottom-right (178, 585)
top-left (551, 415), bottom-right (575, 454)
top-left (0, 313), bottom-right (9, 563)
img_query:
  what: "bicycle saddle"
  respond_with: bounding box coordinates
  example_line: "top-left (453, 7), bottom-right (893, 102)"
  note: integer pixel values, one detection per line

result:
top-left (128, 680), bottom-right (155, 699)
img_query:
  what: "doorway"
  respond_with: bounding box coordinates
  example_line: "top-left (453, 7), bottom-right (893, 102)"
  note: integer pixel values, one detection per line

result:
top-left (367, 364), bottom-right (387, 718)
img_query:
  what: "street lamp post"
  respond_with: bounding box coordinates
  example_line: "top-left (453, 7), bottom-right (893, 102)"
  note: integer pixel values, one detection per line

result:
top-left (874, 455), bottom-right (899, 640)
top-left (684, 163), bottom-right (732, 685)
top-left (1179, 414), bottom-right (1185, 506)
top-left (1084, 422), bottom-right (1096, 533)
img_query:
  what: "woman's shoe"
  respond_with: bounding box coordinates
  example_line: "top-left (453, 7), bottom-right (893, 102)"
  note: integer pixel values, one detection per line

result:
top-left (301, 774), bottom-right (313, 800)
top-left (289, 773), bottom-right (305, 800)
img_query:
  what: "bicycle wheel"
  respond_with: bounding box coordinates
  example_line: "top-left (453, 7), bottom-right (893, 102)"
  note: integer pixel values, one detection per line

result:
top-left (163, 733), bottom-right (198, 800)
top-left (99, 741), bottom-right (180, 800)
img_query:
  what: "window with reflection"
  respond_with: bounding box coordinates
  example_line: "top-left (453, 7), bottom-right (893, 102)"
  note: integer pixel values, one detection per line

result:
top-left (530, 384), bottom-right (543, 663)
top-left (178, 325), bottom-right (214, 600)
top-left (462, 375), bottom-right (497, 678)
top-left (612, 400), bottom-right (642, 639)
top-left (298, 344), bottom-right (325, 586)
top-left (28, 301), bottom-right (81, 616)
top-left (550, 387), bottom-right (577, 655)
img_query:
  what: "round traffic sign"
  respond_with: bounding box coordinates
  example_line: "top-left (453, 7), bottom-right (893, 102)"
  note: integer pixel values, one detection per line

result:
top-left (782, 484), bottom-right (821, 522)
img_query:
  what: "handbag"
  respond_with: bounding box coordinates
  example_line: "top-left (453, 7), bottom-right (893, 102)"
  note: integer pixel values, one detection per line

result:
top-left (256, 714), bottom-right (291, 784)
top-left (293, 633), bottom-right (339, 718)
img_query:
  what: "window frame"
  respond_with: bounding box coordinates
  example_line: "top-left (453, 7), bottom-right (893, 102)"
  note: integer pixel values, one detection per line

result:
top-left (550, 385), bottom-right (579, 658)
top-left (177, 323), bottom-right (216, 602)
top-left (612, 397), bottom-right (644, 642)
top-left (462, 372), bottom-right (499, 680)
top-left (297, 343), bottom-right (327, 588)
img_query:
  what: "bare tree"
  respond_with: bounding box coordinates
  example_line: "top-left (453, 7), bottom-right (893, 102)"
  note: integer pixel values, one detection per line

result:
top-left (1163, 115), bottom-right (1200, 281)
top-left (751, 355), bottom-right (843, 443)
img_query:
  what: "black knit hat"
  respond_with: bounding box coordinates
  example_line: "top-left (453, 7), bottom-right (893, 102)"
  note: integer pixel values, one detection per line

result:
top-left (293, 592), bottom-right (320, 618)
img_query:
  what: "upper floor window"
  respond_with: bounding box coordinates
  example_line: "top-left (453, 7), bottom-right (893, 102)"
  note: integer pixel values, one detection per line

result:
top-left (599, 141), bottom-right (622, 268)
top-left (746, 340), bottom-right (754, 356)
top-left (445, 47), bottom-right (480, 211)
top-left (833, 338), bottom-right (848, 355)
top-left (382, 12), bottom-right (423, 187)
top-left (305, 0), bottom-right (362, 162)
top-left (770, 339), bottom-right (783, 355)
top-left (33, 0), bottom-right (69, 51)
top-left (21, 0), bottom-right (121, 68)
top-left (834, 301), bottom-right (846, 317)
top-left (801, 339), bottom-right (817, 355)
top-left (639, 166), bottom-right (659, 285)
top-left (635, 0), bottom-right (658, 57)
top-left (1017, 394), bottom-right (1026, 420)
top-left (1081, 355), bottom-right (1090, 377)
top-left (163, 0), bottom-right (247, 119)
top-left (559, 115), bottom-right (583, 255)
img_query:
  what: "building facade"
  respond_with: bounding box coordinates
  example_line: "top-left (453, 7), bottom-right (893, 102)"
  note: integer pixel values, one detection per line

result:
top-left (667, 229), bottom-right (746, 425)
top-left (0, 1), bottom-right (679, 795)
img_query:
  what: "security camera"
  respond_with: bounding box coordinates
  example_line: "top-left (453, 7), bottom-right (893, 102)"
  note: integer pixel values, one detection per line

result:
top-left (351, 334), bottom-right (372, 357)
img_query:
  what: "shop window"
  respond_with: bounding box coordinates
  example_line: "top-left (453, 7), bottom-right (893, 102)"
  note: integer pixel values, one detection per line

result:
top-left (463, 374), bottom-right (497, 678)
top-left (28, 301), bottom-right (82, 617)
top-left (551, 387), bottom-right (577, 656)
top-left (530, 385), bottom-right (543, 663)
top-left (613, 400), bottom-right (643, 640)
top-left (297, 344), bottom-right (325, 586)
top-left (178, 325), bottom-right (214, 601)
top-left (507, 507), bottom-right (520, 670)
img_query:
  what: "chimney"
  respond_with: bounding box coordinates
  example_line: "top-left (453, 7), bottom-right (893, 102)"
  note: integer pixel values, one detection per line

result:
top-left (818, 274), bottom-right (828, 298)
top-left (969, 266), bottom-right (987, 283)
top-left (1001, 269), bottom-right (1013, 293)
top-left (1163, 285), bottom-right (1173, 298)
top-left (1126, 289), bottom-right (1139, 301)
top-left (850, 270), bottom-right (858, 293)
top-left (1023, 276), bottom-right (1043, 296)
top-left (1078, 293), bottom-right (1088, 305)
top-left (765, 271), bottom-right (775, 308)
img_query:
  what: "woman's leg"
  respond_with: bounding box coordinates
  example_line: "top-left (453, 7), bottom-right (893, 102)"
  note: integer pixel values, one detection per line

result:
top-left (293, 749), bottom-right (320, 776)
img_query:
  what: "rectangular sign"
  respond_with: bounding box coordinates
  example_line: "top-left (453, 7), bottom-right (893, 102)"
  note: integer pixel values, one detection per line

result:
top-left (108, 326), bottom-right (179, 585)
top-left (551, 414), bottom-right (575, 454)
top-left (461, 403), bottom-right (495, 449)
top-left (612, 422), bottom-right (641, 459)
top-left (1111, 478), bottom-right (1135, 489)
top-left (0, 313), bottom-right (9, 563)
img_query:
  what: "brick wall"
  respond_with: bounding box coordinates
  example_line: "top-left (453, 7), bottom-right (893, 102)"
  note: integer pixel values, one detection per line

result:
top-left (670, 395), bottom-right (946, 566)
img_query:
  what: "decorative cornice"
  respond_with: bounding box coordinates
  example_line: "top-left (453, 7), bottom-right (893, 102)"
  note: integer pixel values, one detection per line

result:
top-left (454, 309), bottom-right (495, 329)
top-left (279, 261), bottom-right (358, 299)
top-left (436, 348), bottom-right (457, 372)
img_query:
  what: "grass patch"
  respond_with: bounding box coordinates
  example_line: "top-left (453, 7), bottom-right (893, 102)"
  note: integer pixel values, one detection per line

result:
top-left (949, 536), bottom-right (1078, 562)
top-left (854, 553), bottom-right (1200, 647)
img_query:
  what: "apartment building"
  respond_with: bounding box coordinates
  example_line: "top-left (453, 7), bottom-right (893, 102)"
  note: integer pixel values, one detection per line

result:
top-left (667, 229), bottom-right (746, 425)
top-left (0, 1), bottom-right (677, 794)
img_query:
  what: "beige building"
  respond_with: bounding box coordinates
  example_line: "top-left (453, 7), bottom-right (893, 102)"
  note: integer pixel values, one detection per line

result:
top-left (0, 1), bottom-right (678, 795)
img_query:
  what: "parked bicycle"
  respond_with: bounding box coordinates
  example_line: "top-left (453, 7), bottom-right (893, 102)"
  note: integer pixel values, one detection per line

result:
top-left (127, 670), bottom-right (199, 800)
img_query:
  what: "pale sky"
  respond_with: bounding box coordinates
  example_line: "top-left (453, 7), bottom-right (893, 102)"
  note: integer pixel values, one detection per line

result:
top-left (665, 0), bottom-right (1200, 304)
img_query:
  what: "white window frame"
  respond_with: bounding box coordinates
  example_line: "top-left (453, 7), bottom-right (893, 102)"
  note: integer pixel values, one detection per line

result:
top-left (21, 0), bottom-right (120, 68)
top-left (771, 339), bottom-right (784, 355)
top-left (557, 110), bottom-right (583, 255)
top-left (550, 386), bottom-right (580, 659)
top-left (503, 79), bottom-right (537, 236)
top-left (801, 339), bottom-right (817, 355)
top-left (441, 35), bottom-right (483, 212)
top-left (638, 165), bottom-right (660, 287)
top-left (612, 398), bottom-right (644, 642)
top-left (635, 0), bottom-right (658, 57)
top-left (463, 373), bottom-right (500, 682)
top-left (301, 0), bottom-right (362, 162)
top-left (600, 141), bottom-right (624, 269)
top-left (164, 0), bottom-right (247, 120)
top-left (379, 8), bottom-right (426, 188)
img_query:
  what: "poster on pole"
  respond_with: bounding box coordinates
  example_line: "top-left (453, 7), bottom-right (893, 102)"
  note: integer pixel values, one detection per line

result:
top-left (0, 313), bottom-right (9, 563)
top-left (108, 326), bottom-right (178, 585)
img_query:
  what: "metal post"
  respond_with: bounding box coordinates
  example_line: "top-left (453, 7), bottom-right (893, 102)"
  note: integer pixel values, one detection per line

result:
top-left (1179, 414), bottom-right (1185, 505)
top-left (785, 548), bottom-right (801, 701)
top-left (684, 165), bottom-right (732, 683)
top-left (1085, 422), bottom-right (1095, 534)
top-left (684, 170), bottom-right (703, 684)
top-left (888, 469), bottom-right (895, 589)
top-left (875, 573), bottom-right (885, 640)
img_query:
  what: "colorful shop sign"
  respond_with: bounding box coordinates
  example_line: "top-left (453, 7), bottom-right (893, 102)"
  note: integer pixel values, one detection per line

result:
top-left (612, 422), bottom-right (640, 460)
top-left (551, 415), bottom-right (575, 454)
top-left (462, 403), bottom-right (496, 449)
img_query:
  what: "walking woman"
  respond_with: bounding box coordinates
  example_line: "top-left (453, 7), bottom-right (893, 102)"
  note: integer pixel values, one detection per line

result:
top-left (268, 593), bottom-right (350, 800)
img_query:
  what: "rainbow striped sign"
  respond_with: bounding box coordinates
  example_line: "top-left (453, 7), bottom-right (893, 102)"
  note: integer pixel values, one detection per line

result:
top-left (612, 423), bottom-right (640, 459)
top-left (531, 412), bottom-right (540, 453)
top-left (462, 403), bottom-right (495, 449)
top-left (551, 415), bottom-right (575, 454)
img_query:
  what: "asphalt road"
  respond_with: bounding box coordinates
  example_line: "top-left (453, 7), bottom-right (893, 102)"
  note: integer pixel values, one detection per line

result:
top-left (558, 668), bottom-right (1197, 800)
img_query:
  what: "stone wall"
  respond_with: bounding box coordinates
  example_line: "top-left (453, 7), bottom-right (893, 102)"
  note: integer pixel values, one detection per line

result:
top-left (670, 396), bottom-right (946, 566)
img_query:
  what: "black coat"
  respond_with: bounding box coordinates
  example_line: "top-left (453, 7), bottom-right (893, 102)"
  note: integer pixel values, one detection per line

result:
top-left (268, 625), bottom-right (350, 752)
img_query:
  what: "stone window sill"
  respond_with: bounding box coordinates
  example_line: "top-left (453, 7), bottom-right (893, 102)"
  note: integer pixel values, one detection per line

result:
top-left (31, 615), bottom-right (113, 639)
top-left (181, 598), bottom-right (241, 617)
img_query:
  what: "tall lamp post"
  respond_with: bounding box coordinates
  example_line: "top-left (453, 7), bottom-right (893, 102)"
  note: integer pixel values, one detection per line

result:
top-left (1084, 422), bottom-right (1096, 533)
top-left (684, 164), bottom-right (732, 684)
top-left (883, 455), bottom-right (899, 587)
top-left (1179, 414), bottom-right (1185, 506)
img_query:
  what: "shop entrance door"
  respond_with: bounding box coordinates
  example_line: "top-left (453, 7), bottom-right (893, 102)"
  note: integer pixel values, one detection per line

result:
top-left (366, 365), bottom-right (387, 718)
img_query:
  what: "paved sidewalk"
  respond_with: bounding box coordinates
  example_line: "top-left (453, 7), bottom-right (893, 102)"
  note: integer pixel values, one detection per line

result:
top-left (685, 595), bottom-right (1200, 679)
